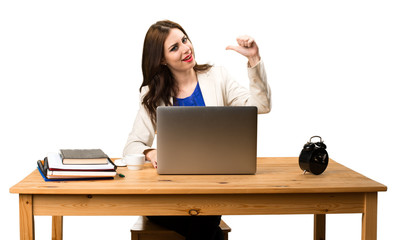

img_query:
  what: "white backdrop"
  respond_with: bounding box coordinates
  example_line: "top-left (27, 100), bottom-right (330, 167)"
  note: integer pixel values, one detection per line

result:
top-left (1, 0), bottom-right (392, 239)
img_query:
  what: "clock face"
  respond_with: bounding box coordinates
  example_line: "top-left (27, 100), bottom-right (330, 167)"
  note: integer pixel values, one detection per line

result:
top-left (313, 151), bottom-right (328, 164)
top-left (309, 148), bottom-right (329, 175)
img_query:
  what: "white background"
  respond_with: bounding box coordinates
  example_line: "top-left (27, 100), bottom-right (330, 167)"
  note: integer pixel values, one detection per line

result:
top-left (1, 0), bottom-right (392, 239)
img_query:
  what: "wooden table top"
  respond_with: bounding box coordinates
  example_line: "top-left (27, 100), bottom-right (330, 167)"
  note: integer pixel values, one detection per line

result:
top-left (10, 157), bottom-right (387, 195)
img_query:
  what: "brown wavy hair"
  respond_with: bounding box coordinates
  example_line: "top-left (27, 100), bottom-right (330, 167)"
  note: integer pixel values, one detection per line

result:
top-left (140, 20), bottom-right (212, 123)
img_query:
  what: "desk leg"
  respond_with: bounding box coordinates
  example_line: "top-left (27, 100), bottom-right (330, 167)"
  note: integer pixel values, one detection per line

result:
top-left (52, 216), bottom-right (63, 240)
top-left (362, 192), bottom-right (377, 240)
top-left (19, 194), bottom-right (34, 240)
top-left (314, 214), bottom-right (326, 240)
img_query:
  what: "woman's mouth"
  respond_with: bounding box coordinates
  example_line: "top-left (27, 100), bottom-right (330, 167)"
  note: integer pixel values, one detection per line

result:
top-left (182, 54), bottom-right (193, 63)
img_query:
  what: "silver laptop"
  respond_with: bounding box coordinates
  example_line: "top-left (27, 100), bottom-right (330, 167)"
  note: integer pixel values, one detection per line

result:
top-left (157, 106), bottom-right (257, 174)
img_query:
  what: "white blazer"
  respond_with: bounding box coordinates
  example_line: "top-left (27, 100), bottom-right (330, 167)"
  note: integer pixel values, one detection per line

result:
top-left (123, 61), bottom-right (271, 156)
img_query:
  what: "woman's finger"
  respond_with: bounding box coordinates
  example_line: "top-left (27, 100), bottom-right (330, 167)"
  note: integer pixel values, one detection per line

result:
top-left (236, 35), bottom-right (254, 47)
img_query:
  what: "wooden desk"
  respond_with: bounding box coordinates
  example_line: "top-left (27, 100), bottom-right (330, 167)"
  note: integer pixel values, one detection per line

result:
top-left (10, 157), bottom-right (387, 240)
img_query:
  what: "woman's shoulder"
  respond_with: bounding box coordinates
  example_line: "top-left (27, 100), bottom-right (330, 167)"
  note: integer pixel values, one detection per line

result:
top-left (136, 85), bottom-right (149, 102)
top-left (197, 65), bottom-right (228, 79)
top-left (140, 85), bottom-right (149, 94)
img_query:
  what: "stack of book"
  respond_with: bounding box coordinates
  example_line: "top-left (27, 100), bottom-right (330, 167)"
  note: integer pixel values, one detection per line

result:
top-left (37, 149), bottom-right (117, 181)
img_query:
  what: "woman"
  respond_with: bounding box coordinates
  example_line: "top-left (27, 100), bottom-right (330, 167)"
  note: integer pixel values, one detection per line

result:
top-left (123, 20), bottom-right (271, 240)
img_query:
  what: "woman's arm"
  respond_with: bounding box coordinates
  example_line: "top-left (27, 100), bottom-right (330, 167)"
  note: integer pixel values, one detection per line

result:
top-left (123, 87), bottom-right (157, 167)
top-left (224, 36), bottom-right (271, 113)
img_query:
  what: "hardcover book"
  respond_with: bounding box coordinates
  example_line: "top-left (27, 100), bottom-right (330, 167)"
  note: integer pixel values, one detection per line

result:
top-left (60, 149), bottom-right (109, 165)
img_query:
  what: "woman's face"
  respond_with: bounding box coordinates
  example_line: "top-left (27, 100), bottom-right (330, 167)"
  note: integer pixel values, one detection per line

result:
top-left (162, 28), bottom-right (195, 73)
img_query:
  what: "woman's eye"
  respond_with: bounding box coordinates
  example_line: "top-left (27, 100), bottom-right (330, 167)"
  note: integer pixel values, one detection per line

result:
top-left (170, 45), bottom-right (178, 52)
top-left (182, 37), bottom-right (188, 43)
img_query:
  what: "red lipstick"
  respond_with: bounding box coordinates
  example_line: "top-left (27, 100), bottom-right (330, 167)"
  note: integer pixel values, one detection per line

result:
top-left (182, 54), bottom-right (193, 63)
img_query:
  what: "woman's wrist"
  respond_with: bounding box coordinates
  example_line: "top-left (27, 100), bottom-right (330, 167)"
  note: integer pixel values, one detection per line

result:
top-left (248, 55), bottom-right (261, 68)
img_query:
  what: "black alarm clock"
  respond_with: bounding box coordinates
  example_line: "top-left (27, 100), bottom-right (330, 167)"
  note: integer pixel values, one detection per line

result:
top-left (299, 136), bottom-right (329, 175)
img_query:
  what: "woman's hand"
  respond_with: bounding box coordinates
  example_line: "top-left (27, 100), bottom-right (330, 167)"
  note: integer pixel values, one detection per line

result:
top-left (226, 35), bottom-right (261, 67)
top-left (144, 149), bottom-right (157, 168)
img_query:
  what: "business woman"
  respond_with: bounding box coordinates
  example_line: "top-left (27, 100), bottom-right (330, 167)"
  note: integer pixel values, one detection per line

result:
top-left (123, 20), bottom-right (271, 240)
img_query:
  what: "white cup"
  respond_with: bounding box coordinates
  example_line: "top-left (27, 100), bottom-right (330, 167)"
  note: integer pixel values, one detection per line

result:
top-left (122, 154), bottom-right (145, 170)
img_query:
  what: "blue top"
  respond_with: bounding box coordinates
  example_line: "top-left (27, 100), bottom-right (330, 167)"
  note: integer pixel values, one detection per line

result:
top-left (173, 82), bottom-right (206, 106)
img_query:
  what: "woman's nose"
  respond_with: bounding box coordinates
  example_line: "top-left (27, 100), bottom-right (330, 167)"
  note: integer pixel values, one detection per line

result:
top-left (182, 44), bottom-right (191, 53)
